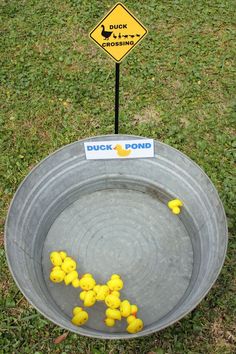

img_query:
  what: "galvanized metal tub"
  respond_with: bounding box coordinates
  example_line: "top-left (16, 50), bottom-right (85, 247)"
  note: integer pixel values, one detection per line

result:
top-left (5, 135), bottom-right (227, 339)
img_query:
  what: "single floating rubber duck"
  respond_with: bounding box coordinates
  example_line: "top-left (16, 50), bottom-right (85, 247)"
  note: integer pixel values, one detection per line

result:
top-left (107, 274), bottom-right (124, 291)
top-left (61, 257), bottom-right (77, 273)
top-left (105, 293), bottom-right (121, 309)
top-left (106, 308), bottom-right (121, 321)
top-left (50, 267), bottom-right (65, 283)
top-left (80, 290), bottom-right (97, 307)
top-left (71, 306), bottom-right (88, 326)
top-left (168, 199), bottom-right (183, 214)
top-left (120, 300), bottom-right (138, 318)
top-left (64, 270), bottom-right (79, 286)
top-left (104, 318), bottom-right (115, 327)
top-left (80, 274), bottom-right (96, 291)
top-left (126, 315), bottom-right (144, 334)
top-left (94, 285), bottom-right (110, 301)
top-left (50, 251), bottom-right (63, 266)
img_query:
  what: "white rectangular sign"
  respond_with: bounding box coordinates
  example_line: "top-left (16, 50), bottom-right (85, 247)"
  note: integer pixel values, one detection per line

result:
top-left (84, 139), bottom-right (154, 160)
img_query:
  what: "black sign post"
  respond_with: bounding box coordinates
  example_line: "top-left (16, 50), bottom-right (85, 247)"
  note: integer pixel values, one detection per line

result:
top-left (115, 63), bottom-right (120, 134)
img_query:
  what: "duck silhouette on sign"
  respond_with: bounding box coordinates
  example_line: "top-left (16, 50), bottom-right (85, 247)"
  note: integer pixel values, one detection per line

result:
top-left (113, 144), bottom-right (132, 157)
top-left (101, 25), bottom-right (113, 40)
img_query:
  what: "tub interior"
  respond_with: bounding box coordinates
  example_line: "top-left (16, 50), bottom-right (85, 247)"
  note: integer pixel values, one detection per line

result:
top-left (5, 136), bottom-right (227, 338)
top-left (41, 182), bottom-right (195, 333)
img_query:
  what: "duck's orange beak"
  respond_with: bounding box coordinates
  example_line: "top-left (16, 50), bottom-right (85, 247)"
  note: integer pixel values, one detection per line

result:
top-left (113, 146), bottom-right (117, 150)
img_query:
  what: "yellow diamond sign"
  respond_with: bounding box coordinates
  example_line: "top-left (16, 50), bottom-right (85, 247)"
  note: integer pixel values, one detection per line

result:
top-left (89, 2), bottom-right (148, 63)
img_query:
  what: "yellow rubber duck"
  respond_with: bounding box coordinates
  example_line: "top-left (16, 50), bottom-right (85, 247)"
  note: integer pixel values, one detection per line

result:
top-left (71, 307), bottom-right (88, 326)
top-left (80, 274), bottom-right (96, 291)
top-left (130, 304), bottom-right (138, 316)
top-left (113, 144), bottom-right (131, 157)
top-left (126, 315), bottom-right (144, 334)
top-left (110, 290), bottom-right (120, 298)
top-left (72, 278), bottom-right (80, 288)
top-left (61, 257), bottom-right (77, 273)
top-left (106, 308), bottom-right (121, 321)
top-left (168, 199), bottom-right (183, 215)
top-left (104, 318), bottom-right (115, 327)
top-left (52, 266), bottom-right (61, 272)
top-left (59, 251), bottom-right (67, 260)
top-left (94, 285), bottom-right (110, 301)
top-left (107, 274), bottom-right (124, 291)
top-left (50, 251), bottom-right (62, 266)
top-left (120, 300), bottom-right (138, 317)
top-left (120, 300), bottom-right (131, 317)
top-left (64, 270), bottom-right (79, 286)
top-left (105, 293), bottom-right (121, 309)
top-left (50, 268), bottom-right (65, 283)
top-left (80, 290), bottom-right (97, 307)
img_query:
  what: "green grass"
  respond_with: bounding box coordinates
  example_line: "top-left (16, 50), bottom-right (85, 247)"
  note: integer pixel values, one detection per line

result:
top-left (0, 0), bottom-right (235, 353)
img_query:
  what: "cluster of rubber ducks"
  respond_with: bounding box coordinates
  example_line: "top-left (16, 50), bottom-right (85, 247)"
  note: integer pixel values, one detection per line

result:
top-left (49, 251), bottom-right (80, 287)
top-left (49, 199), bottom-right (183, 333)
top-left (49, 252), bottom-right (143, 334)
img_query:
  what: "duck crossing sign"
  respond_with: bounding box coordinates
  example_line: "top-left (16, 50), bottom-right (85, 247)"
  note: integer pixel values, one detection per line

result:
top-left (89, 2), bottom-right (148, 62)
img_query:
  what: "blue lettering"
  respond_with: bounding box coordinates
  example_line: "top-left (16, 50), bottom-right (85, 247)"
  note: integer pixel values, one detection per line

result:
top-left (87, 144), bottom-right (114, 151)
top-left (137, 143), bottom-right (145, 149)
top-left (124, 143), bottom-right (150, 150)
top-left (125, 142), bottom-right (152, 149)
